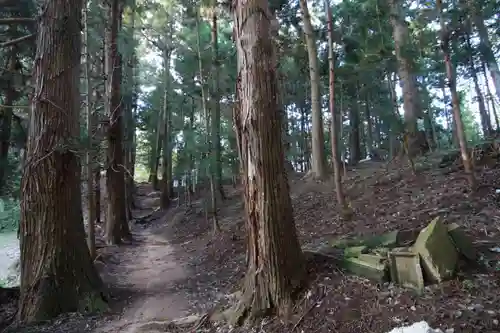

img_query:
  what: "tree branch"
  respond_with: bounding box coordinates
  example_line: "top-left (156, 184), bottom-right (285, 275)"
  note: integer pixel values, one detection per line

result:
top-left (1, 33), bottom-right (36, 48)
top-left (0, 18), bottom-right (35, 25)
top-left (0, 104), bottom-right (30, 109)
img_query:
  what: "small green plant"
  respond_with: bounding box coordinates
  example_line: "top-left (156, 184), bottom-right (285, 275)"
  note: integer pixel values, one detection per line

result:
top-left (0, 197), bottom-right (20, 232)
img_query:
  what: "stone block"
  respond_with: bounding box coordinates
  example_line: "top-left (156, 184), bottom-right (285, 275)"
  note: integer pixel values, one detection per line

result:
top-left (414, 217), bottom-right (458, 283)
top-left (342, 256), bottom-right (388, 282)
top-left (344, 246), bottom-right (367, 258)
top-left (388, 247), bottom-right (424, 293)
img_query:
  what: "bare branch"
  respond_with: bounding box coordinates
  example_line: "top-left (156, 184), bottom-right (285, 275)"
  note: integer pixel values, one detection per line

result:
top-left (0, 33), bottom-right (36, 48)
top-left (0, 104), bottom-right (30, 109)
top-left (0, 18), bottom-right (35, 25)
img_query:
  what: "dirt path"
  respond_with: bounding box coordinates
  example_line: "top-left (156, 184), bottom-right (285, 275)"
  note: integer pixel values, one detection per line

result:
top-left (96, 203), bottom-right (195, 332)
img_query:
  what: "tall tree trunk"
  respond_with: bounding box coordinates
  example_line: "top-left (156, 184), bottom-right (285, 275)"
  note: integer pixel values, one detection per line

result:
top-left (231, 0), bottom-right (306, 323)
top-left (83, 2), bottom-right (96, 259)
top-left (195, 10), bottom-right (219, 232)
top-left (423, 110), bottom-right (437, 150)
top-left (349, 83), bottom-right (361, 163)
top-left (123, 4), bottom-right (137, 215)
top-left (364, 90), bottom-right (374, 157)
top-left (299, 0), bottom-right (328, 179)
top-left (150, 117), bottom-right (162, 189)
top-left (441, 81), bottom-right (457, 146)
top-left (386, 73), bottom-right (401, 157)
top-left (94, 49), bottom-right (104, 227)
top-left (388, 0), bottom-right (422, 141)
top-left (438, 0), bottom-right (475, 188)
top-left (465, 30), bottom-right (492, 136)
top-left (18, 0), bottom-right (105, 322)
top-left (468, 0), bottom-right (500, 101)
top-left (211, 6), bottom-right (225, 200)
top-left (160, 47), bottom-right (171, 209)
top-left (481, 61), bottom-right (499, 130)
top-left (300, 102), bottom-right (309, 171)
top-left (105, 0), bottom-right (130, 244)
top-left (326, 1), bottom-right (348, 213)
top-left (0, 50), bottom-right (16, 191)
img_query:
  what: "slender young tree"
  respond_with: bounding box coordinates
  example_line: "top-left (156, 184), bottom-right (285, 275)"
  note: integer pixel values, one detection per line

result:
top-left (18, 0), bottom-right (105, 322)
top-left (325, 0), bottom-right (348, 215)
top-left (437, 0), bottom-right (475, 189)
top-left (299, 0), bottom-right (328, 179)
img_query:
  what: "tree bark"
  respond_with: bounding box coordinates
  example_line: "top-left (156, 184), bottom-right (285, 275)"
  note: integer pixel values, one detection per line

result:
top-left (195, 9), bottom-right (220, 232)
top-left (481, 61), bottom-right (499, 130)
top-left (388, 0), bottom-right (422, 140)
top-left (160, 47), bottom-right (172, 209)
top-left (105, 0), bottom-right (130, 244)
top-left (364, 90), bottom-right (374, 157)
top-left (211, 6), bottom-right (226, 200)
top-left (468, 0), bottom-right (500, 101)
top-left (349, 82), bottom-right (361, 163)
top-left (465, 29), bottom-right (492, 136)
top-left (299, 0), bottom-right (328, 179)
top-left (437, 0), bottom-right (475, 189)
top-left (326, 1), bottom-right (348, 213)
top-left (83, 1), bottom-right (96, 259)
top-left (149, 122), bottom-right (162, 188)
top-left (231, 0), bottom-right (306, 323)
top-left (17, 0), bottom-right (105, 322)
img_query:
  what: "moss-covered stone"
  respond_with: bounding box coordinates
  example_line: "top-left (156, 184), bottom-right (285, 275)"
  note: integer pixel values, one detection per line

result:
top-left (344, 246), bottom-right (367, 257)
top-left (388, 247), bottom-right (424, 293)
top-left (358, 253), bottom-right (386, 266)
top-left (414, 217), bottom-right (458, 283)
top-left (342, 256), bottom-right (388, 282)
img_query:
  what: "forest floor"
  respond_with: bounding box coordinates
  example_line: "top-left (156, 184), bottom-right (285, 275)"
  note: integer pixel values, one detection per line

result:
top-left (2, 156), bottom-right (500, 333)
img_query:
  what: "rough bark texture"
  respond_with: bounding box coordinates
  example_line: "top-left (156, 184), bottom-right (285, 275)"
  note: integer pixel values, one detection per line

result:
top-left (299, 0), bottom-right (328, 179)
top-left (105, 0), bottom-right (130, 244)
top-left (232, 0), bottom-right (306, 323)
top-left (388, 0), bottom-right (422, 139)
top-left (83, 2), bottom-right (96, 259)
top-left (17, 0), bottom-right (105, 322)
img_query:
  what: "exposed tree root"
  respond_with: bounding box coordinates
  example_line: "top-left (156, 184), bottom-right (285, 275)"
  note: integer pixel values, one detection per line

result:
top-left (228, 283), bottom-right (295, 327)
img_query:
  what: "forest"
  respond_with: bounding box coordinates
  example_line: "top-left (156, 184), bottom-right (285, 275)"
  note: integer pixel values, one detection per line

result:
top-left (0, 0), bottom-right (499, 332)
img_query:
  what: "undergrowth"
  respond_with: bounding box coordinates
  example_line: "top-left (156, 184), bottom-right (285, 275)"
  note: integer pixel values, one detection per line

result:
top-left (0, 153), bottom-right (21, 233)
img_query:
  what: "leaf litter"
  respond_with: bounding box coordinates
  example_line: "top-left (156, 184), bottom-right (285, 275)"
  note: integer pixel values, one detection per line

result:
top-left (2, 160), bottom-right (500, 333)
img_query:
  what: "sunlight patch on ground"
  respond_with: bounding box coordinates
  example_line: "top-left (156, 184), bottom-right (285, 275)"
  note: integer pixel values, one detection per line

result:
top-left (387, 321), bottom-right (453, 333)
